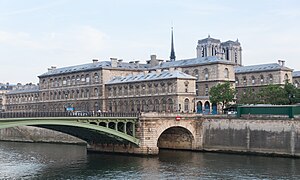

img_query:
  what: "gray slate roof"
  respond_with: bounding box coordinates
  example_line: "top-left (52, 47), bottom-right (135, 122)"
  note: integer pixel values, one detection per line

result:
top-left (293, 71), bottom-right (300, 77)
top-left (6, 86), bottom-right (39, 95)
top-left (235, 63), bottom-right (292, 74)
top-left (151, 56), bottom-right (233, 70)
top-left (39, 61), bottom-right (149, 77)
top-left (107, 70), bottom-right (196, 85)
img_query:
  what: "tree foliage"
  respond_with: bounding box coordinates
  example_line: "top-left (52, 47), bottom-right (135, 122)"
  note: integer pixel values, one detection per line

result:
top-left (209, 81), bottom-right (236, 112)
top-left (237, 82), bottom-right (300, 105)
top-left (238, 88), bottom-right (259, 105)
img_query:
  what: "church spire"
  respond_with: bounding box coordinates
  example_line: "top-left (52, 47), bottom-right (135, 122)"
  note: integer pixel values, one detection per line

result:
top-left (170, 27), bottom-right (176, 61)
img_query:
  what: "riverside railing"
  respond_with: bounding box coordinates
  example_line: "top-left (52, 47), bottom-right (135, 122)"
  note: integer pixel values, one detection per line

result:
top-left (237, 105), bottom-right (300, 118)
top-left (0, 111), bottom-right (141, 118)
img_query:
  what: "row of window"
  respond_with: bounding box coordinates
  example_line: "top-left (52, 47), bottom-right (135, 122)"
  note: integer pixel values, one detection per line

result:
top-left (183, 68), bottom-right (229, 80)
top-left (44, 88), bottom-right (102, 101)
top-left (235, 74), bottom-right (289, 86)
top-left (7, 94), bottom-right (39, 104)
top-left (107, 82), bottom-right (177, 97)
top-left (107, 98), bottom-right (191, 113)
top-left (41, 73), bottom-right (101, 89)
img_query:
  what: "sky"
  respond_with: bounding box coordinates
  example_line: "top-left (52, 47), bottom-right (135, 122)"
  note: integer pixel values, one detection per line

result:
top-left (0, 0), bottom-right (300, 84)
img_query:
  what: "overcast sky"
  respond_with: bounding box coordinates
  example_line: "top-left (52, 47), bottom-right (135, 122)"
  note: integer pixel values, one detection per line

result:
top-left (0, 0), bottom-right (299, 84)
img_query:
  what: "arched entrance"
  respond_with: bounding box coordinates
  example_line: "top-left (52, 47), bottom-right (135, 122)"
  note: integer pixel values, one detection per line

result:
top-left (204, 101), bottom-right (210, 115)
top-left (157, 126), bottom-right (194, 150)
top-left (212, 103), bottom-right (217, 115)
top-left (196, 101), bottom-right (203, 114)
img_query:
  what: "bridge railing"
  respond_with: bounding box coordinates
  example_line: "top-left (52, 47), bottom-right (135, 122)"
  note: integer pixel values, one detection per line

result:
top-left (0, 111), bottom-right (141, 118)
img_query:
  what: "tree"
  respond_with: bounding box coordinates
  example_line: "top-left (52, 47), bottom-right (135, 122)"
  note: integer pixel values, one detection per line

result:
top-left (237, 88), bottom-right (260, 105)
top-left (284, 82), bottom-right (300, 104)
top-left (209, 81), bottom-right (235, 113)
top-left (258, 84), bottom-right (289, 105)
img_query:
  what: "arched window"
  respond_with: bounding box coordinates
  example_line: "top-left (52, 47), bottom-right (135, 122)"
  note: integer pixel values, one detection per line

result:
top-left (235, 77), bottom-right (239, 85)
top-left (260, 75), bottom-right (264, 84)
top-left (251, 76), bottom-right (256, 85)
top-left (81, 75), bottom-right (85, 82)
top-left (154, 99), bottom-right (159, 112)
top-left (86, 74), bottom-right (90, 84)
top-left (243, 76), bottom-right (247, 85)
top-left (76, 75), bottom-right (80, 84)
top-left (67, 77), bottom-right (71, 86)
top-left (63, 77), bottom-right (67, 86)
top-left (167, 98), bottom-right (173, 112)
top-left (234, 50), bottom-right (238, 63)
top-left (184, 98), bottom-right (189, 112)
top-left (161, 98), bottom-right (167, 112)
top-left (94, 88), bottom-right (99, 97)
top-left (184, 70), bottom-right (189, 75)
top-left (71, 76), bottom-right (76, 85)
top-left (284, 73), bottom-right (289, 82)
top-left (295, 80), bottom-right (299, 88)
top-left (94, 73), bottom-right (99, 83)
top-left (224, 68), bottom-right (229, 78)
top-left (268, 74), bottom-right (273, 84)
top-left (205, 84), bottom-right (209, 96)
top-left (204, 68), bottom-right (209, 80)
top-left (193, 69), bottom-right (199, 80)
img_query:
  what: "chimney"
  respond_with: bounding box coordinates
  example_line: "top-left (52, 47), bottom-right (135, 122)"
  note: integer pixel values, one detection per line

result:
top-left (110, 58), bottom-right (118, 68)
top-left (51, 66), bottom-right (56, 69)
top-left (134, 61), bottom-right (139, 66)
top-left (151, 55), bottom-right (157, 60)
top-left (92, 59), bottom-right (98, 63)
top-left (278, 60), bottom-right (285, 66)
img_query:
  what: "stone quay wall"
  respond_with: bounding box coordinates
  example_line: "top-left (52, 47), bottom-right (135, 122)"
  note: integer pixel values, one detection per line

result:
top-left (202, 117), bottom-right (300, 157)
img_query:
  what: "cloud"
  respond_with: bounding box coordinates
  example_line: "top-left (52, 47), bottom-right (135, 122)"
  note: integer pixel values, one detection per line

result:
top-left (1, 0), bottom-right (70, 17)
top-left (0, 31), bottom-right (41, 48)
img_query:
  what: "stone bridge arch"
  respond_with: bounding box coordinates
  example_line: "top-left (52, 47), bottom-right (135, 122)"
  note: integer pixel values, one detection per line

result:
top-left (155, 121), bottom-right (198, 150)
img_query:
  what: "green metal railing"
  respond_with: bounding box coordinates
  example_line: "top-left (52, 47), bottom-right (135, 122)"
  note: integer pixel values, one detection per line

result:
top-left (237, 105), bottom-right (300, 118)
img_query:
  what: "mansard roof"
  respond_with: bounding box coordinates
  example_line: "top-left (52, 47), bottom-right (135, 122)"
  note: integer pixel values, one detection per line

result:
top-left (235, 63), bottom-right (292, 74)
top-left (6, 86), bottom-right (39, 95)
top-left (107, 70), bottom-right (196, 85)
top-left (151, 56), bottom-right (234, 69)
top-left (198, 36), bottom-right (221, 44)
top-left (39, 61), bottom-right (149, 78)
top-left (293, 71), bottom-right (300, 78)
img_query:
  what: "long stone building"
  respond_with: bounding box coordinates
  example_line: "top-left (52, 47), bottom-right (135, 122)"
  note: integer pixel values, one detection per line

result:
top-left (3, 35), bottom-right (297, 114)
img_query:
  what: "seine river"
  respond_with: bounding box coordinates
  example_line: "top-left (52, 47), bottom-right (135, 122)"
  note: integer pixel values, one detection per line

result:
top-left (1, 142), bottom-right (300, 180)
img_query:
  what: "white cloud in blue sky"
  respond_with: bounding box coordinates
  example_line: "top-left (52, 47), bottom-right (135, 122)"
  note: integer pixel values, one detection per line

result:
top-left (0, 0), bottom-right (299, 83)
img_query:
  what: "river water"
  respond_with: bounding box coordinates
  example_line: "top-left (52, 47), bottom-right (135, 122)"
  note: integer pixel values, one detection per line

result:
top-left (0, 142), bottom-right (300, 179)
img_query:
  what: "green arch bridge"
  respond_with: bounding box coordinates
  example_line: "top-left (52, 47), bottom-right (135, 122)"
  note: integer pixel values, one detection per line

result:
top-left (0, 112), bottom-right (140, 146)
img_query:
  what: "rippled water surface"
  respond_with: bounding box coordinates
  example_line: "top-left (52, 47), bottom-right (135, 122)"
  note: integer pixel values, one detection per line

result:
top-left (1, 142), bottom-right (300, 179)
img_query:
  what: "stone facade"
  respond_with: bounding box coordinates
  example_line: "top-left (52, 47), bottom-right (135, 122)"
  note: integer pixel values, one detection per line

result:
top-left (235, 60), bottom-right (293, 99)
top-left (293, 71), bottom-right (300, 88)
top-left (106, 71), bottom-right (196, 113)
top-left (5, 84), bottom-right (39, 112)
top-left (196, 35), bottom-right (242, 66)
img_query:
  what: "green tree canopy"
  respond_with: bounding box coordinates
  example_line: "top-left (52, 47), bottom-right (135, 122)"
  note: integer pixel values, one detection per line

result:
top-left (236, 82), bottom-right (300, 105)
top-left (209, 81), bottom-right (235, 112)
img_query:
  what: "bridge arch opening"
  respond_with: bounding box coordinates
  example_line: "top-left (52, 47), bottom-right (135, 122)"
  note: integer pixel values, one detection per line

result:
top-left (157, 126), bottom-right (194, 150)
